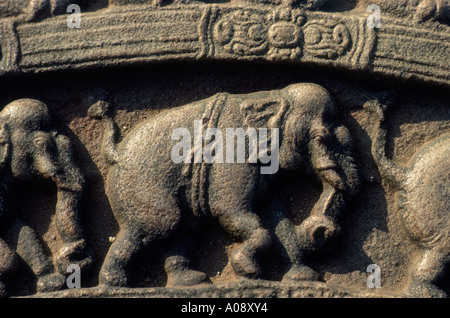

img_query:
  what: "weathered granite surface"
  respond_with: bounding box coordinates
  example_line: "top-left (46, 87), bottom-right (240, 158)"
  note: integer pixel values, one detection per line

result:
top-left (0, 0), bottom-right (449, 298)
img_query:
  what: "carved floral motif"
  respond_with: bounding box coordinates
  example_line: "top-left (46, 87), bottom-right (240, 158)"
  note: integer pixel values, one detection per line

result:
top-left (212, 7), bottom-right (352, 61)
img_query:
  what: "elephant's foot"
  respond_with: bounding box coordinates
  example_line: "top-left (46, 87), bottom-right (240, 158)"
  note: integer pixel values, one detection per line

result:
top-left (166, 269), bottom-right (209, 287)
top-left (55, 240), bottom-right (94, 274)
top-left (36, 273), bottom-right (66, 293)
top-left (231, 246), bottom-right (261, 279)
top-left (98, 251), bottom-right (131, 287)
top-left (282, 265), bottom-right (319, 282)
top-left (165, 255), bottom-right (209, 287)
top-left (99, 264), bottom-right (129, 287)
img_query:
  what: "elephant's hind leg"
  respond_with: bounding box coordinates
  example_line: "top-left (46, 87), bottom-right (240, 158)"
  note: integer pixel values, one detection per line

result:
top-left (99, 228), bottom-right (144, 287)
top-left (163, 225), bottom-right (210, 287)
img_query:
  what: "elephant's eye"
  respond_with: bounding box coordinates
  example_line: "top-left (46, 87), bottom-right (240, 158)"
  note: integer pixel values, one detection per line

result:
top-left (311, 126), bottom-right (332, 143)
top-left (315, 134), bottom-right (330, 143)
top-left (33, 133), bottom-right (52, 149)
top-left (312, 130), bottom-right (332, 144)
top-left (34, 137), bottom-right (45, 147)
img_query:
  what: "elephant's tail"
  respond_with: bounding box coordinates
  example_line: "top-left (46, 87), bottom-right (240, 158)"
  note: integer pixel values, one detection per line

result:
top-left (88, 100), bottom-right (120, 166)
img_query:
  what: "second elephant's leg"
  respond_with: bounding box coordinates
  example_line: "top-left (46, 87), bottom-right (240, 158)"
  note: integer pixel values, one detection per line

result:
top-left (216, 209), bottom-right (271, 278)
top-left (261, 198), bottom-right (319, 282)
top-left (163, 221), bottom-right (209, 287)
top-left (6, 218), bottom-right (65, 293)
top-left (99, 228), bottom-right (144, 287)
top-left (164, 242), bottom-right (210, 287)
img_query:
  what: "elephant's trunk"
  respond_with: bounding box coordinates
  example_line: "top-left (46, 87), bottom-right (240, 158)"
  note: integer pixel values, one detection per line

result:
top-left (88, 100), bottom-right (120, 166)
top-left (299, 127), bottom-right (361, 253)
top-left (297, 183), bottom-right (343, 253)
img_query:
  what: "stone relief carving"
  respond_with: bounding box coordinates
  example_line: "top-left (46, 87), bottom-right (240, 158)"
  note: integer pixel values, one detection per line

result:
top-left (0, 99), bottom-right (93, 297)
top-left (87, 83), bottom-right (360, 287)
top-left (369, 100), bottom-right (450, 298)
top-left (211, 7), bottom-right (352, 61)
top-left (0, 0), bottom-right (77, 21)
top-left (2, 0), bottom-right (448, 22)
top-left (1, 0), bottom-right (448, 23)
top-left (0, 0), bottom-right (448, 301)
top-left (373, 0), bottom-right (449, 23)
top-left (1, 1), bottom-right (448, 86)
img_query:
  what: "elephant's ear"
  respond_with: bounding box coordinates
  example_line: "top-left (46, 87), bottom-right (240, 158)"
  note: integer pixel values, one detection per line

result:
top-left (240, 97), bottom-right (290, 129)
top-left (0, 119), bottom-right (11, 171)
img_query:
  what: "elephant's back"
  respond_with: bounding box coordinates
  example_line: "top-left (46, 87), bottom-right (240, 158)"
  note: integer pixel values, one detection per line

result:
top-left (401, 133), bottom-right (450, 247)
top-left (105, 98), bottom-right (211, 224)
top-left (115, 98), bottom-right (213, 171)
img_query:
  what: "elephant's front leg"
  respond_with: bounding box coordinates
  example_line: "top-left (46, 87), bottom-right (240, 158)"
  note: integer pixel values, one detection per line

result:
top-left (217, 208), bottom-right (271, 279)
top-left (263, 198), bottom-right (320, 282)
top-left (209, 166), bottom-right (271, 279)
top-left (3, 218), bottom-right (66, 293)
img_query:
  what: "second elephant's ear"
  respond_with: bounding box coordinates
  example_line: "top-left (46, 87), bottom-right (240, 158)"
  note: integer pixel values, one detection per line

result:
top-left (240, 97), bottom-right (290, 129)
top-left (0, 119), bottom-right (11, 171)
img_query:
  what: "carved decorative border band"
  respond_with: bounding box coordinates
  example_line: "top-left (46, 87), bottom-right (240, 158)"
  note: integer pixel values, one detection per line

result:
top-left (0, 21), bottom-right (20, 75)
top-left (0, 4), bottom-right (449, 86)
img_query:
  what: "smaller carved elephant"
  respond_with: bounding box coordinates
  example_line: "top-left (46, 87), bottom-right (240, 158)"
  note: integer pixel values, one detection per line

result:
top-left (89, 83), bottom-right (360, 287)
top-left (0, 99), bottom-right (92, 297)
top-left (370, 100), bottom-right (450, 298)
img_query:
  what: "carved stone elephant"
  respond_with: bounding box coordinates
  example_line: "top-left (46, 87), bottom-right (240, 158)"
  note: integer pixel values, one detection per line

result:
top-left (0, 99), bottom-right (92, 297)
top-left (89, 83), bottom-right (360, 287)
top-left (370, 100), bottom-right (449, 298)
